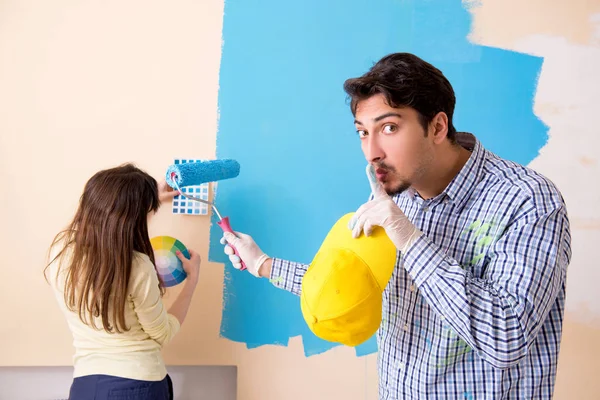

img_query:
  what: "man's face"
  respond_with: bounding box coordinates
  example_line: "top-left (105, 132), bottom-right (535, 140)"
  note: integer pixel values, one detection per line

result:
top-left (354, 94), bottom-right (434, 196)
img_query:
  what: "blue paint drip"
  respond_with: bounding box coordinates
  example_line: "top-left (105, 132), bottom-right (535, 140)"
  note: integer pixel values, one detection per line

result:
top-left (210, 0), bottom-right (547, 357)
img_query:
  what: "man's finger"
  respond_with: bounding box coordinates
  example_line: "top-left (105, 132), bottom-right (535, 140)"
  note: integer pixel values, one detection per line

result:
top-left (352, 214), bottom-right (369, 238)
top-left (366, 164), bottom-right (387, 198)
top-left (224, 232), bottom-right (240, 246)
top-left (348, 214), bottom-right (358, 230)
top-left (349, 199), bottom-right (378, 230)
top-left (364, 221), bottom-right (375, 237)
top-left (224, 245), bottom-right (234, 256)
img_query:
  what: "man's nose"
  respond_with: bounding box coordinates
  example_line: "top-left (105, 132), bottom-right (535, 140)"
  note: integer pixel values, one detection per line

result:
top-left (365, 136), bottom-right (385, 163)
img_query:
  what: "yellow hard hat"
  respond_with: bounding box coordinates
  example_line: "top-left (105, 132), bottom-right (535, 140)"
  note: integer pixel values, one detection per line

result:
top-left (300, 212), bottom-right (397, 347)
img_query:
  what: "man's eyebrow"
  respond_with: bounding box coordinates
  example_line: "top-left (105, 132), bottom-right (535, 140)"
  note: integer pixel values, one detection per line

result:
top-left (354, 112), bottom-right (403, 125)
top-left (374, 112), bottom-right (403, 122)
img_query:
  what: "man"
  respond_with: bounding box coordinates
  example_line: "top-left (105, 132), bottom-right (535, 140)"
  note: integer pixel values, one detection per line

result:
top-left (221, 53), bottom-right (571, 399)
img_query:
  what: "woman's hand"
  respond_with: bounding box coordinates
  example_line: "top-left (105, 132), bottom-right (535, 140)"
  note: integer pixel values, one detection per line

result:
top-left (176, 249), bottom-right (201, 284)
top-left (158, 179), bottom-right (180, 203)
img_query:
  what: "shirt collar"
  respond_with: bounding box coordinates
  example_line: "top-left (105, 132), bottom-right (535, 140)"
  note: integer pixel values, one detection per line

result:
top-left (399, 132), bottom-right (486, 213)
top-left (442, 132), bottom-right (486, 213)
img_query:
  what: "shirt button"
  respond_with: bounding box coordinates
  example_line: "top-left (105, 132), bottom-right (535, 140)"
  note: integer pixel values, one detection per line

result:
top-left (404, 324), bottom-right (409, 331)
top-left (410, 284), bottom-right (415, 292)
top-left (423, 206), bottom-right (429, 212)
top-left (398, 362), bottom-right (405, 370)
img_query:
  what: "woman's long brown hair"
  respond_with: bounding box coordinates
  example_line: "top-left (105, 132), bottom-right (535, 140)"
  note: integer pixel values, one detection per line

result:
top-left (45, 163), bottom-right (164, 333)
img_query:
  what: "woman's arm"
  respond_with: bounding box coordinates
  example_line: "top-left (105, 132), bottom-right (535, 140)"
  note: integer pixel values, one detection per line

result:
top-left (131, 250), bottom-right (200, 346)
top-left (167, 250), bottom-right (201, 325)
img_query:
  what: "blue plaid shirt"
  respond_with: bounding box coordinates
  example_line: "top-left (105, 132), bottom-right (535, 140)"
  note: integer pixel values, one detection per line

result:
top-left (270, 132), bottom-right (571, 399)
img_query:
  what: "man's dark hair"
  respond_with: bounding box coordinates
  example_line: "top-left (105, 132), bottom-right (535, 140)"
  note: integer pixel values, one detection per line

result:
top-left (343, 53), bottom-right (457, 142)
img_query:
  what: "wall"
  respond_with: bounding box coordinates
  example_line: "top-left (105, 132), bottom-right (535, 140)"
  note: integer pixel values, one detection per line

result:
top-left (0, 1), bottom-right (598, 400)
top-left (211, 0), bottom-right (547, 360)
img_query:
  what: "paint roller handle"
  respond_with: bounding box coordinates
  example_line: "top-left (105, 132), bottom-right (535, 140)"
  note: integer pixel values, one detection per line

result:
top-left (217, 217), bottom-right (247, 271)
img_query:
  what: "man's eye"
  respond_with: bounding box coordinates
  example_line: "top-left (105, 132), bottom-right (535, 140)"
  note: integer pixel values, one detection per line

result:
top-left (357, 130), bottom-right (368, 138)
top-left (383, 125), bottom-right (397, 134)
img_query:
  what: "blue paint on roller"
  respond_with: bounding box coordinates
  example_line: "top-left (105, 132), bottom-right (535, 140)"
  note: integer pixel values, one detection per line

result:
top-left (166, 159), bottom-right (240, 188)
top-left (211, 0), bottom-right (547, 357)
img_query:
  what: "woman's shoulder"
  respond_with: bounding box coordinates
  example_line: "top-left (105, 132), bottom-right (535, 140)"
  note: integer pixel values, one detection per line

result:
top-left (131, 252), bottom-right (159, 280)
top-left (132, 251), bottom-right (153, 270)
top-left (129, 252), bottom-right (159, 296)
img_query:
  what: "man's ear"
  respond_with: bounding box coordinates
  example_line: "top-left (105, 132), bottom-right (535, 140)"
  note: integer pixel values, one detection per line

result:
top-left (430, 112), bottom-right (449, 144)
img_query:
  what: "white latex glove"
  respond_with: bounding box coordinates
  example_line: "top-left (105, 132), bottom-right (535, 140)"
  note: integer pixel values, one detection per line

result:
top-left (348, 164), bottom-right (423, 254)
top-left (219, 232), bottom-right (270, 278)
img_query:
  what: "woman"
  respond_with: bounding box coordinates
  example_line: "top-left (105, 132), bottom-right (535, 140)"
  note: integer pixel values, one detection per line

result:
top-left (45, 163), bottom-right (200, 399)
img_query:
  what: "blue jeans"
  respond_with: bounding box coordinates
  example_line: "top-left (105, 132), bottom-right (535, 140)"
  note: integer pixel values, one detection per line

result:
top-left (69, 374), bottom-right (173, 400)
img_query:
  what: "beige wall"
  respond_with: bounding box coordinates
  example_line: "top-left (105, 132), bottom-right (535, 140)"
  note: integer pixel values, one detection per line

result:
top-left (470, 2), bottom-right (600, 399)
top-left (0, 1), bottom-right (598, 399)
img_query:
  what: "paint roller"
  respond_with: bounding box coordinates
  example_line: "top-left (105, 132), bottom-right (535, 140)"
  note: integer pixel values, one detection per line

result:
top-left (165, 159), bottom-right (247, 270)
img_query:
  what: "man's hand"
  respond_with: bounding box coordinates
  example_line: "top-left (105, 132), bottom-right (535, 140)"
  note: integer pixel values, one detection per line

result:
top-left (220, 232), bottom-right (271, 278)
top-left (349, 164), bottom-right (422, 253)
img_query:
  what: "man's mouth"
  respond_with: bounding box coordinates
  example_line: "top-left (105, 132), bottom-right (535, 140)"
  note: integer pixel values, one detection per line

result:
top-left (375, 168), bottom-right (388, 180)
